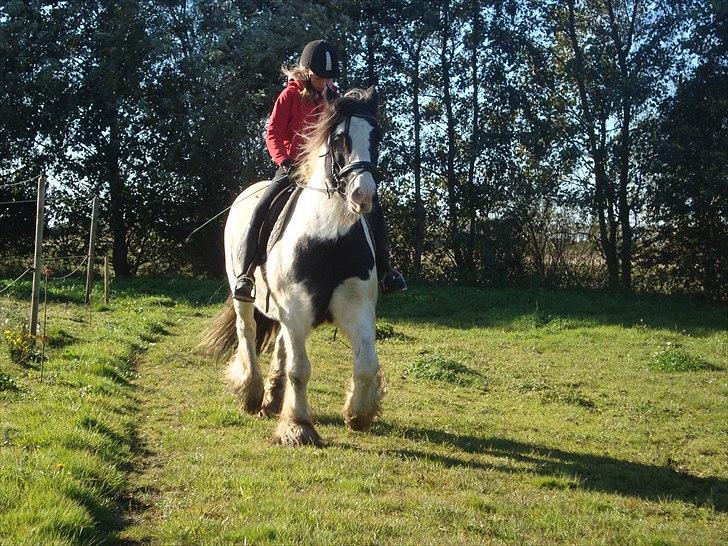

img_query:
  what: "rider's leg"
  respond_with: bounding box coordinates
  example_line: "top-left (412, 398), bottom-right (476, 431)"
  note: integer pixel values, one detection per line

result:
top-left (368, 196), bottom-right (406, 295)
top-left (233, 168), bottom-right (292, 302)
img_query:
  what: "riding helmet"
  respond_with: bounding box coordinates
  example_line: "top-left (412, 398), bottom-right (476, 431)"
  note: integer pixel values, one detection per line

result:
top-left (299, 40), bottom-right (340, 79)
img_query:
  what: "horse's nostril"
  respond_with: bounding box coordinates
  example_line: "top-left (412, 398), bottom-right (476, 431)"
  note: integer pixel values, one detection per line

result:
top-left (352, 188), bottom-right (364, 203)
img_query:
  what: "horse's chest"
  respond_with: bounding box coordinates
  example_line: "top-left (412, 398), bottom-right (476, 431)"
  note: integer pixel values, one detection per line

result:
top-left (290, 221), bottom-right (374, 325)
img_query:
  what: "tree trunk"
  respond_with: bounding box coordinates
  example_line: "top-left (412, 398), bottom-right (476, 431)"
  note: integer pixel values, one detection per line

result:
top-left (412, 36), bottom-right (424, 280)
top-left (108, 101), bottom-right (131, 278)
top-left (465, 0), bottom-right (480, 275)
top-left (617, 100), bottom-right (633, 288)
top-left (566, 1), bottom-right (619, 287)
top-left (606, 0), bottom-right (637, 290)
top-left (441, 0), bottom-right (463, 274)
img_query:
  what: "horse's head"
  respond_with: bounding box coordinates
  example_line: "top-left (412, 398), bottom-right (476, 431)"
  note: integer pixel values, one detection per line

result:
top-left (295, 87), bottom-right (382, 214)
top-left (320, 87), bottom-right (381, 214)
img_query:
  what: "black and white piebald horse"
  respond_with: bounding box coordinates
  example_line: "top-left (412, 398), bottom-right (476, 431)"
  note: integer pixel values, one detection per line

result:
top-left (201, 87), bottom-right (384, 446)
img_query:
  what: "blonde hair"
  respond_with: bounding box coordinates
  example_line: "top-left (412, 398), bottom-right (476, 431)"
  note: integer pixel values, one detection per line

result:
top-left (281, 64), bottom-right (317, 100)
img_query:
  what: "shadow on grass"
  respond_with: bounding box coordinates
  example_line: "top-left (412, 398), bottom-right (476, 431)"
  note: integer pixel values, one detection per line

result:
top-left (113, 418), bottom-right (161, 544)
top-left (1, 277), bottom-right (226, 307)
top-left (358, 421), bottom-right (728, 512)
top-left (111, 277), bottom-right (228, 306)
top-left (379, 285), bottom-right (727, 337)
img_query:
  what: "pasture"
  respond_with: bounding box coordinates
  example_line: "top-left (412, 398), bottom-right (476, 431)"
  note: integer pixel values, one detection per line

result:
top-left (0, 278), bottom-right (726, 544)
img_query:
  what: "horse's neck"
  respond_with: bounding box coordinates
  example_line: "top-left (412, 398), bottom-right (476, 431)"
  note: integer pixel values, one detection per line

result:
top-left (296, 153), bottom-right (357, 238)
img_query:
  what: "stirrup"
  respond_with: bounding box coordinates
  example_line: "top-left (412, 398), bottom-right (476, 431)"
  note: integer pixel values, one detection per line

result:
top-left (380, 269), bottom-right (407, 296)
top-left (233, 275), bottom-right (255, 302)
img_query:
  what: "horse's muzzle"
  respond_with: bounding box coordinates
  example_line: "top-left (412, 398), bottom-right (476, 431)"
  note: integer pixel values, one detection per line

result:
top-left (349, 187), bottom-right (373, 214)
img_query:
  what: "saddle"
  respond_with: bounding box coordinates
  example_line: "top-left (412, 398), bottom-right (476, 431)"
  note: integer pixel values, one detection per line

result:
top-left (256, 182), bottom-right (303, 264)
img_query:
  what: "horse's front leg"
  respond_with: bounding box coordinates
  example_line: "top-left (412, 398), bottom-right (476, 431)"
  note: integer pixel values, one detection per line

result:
top-left (272, 323), bottom-right (322, 446)
top-left (332, 289), bottom-right (384, 431)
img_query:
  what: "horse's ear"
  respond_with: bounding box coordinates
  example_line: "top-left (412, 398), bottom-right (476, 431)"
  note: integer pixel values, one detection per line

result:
top-left (365, 86), bottom-right (378, 111)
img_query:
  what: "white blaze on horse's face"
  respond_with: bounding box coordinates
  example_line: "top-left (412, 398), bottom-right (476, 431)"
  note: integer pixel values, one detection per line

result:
top-left (342, 117), bottom-right (377, 215)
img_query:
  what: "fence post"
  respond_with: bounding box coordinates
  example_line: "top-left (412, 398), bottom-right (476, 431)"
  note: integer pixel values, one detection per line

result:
top-left (104, 255), bottom-right (110, 304)
top-left (29, 175), bottom-right (46, 336)
top-left (84, 196), bottom-right (99, 304)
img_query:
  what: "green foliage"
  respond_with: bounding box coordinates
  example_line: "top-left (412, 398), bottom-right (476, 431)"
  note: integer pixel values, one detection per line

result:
top-left (402, 354), bottom-right (480, 385)
top-left (650, 348), bottom-right (718, 372)
top-left (375, 320), bottom-right (396, 340)
top-left (1, 1), bottom-right (725, 299)
top-left (640, 61), bottom-right (728, 301)
top-left (2, 327), bottom-right (39, 366)
top-left (0, 371), bottom-right (19, 391)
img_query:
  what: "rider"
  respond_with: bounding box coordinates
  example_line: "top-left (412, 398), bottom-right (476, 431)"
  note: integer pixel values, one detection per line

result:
top-left (233, 39), bottom-right (407, 302)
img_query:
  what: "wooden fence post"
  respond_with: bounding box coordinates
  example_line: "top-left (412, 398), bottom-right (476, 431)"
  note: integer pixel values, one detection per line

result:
top-left (29, 175), bottom-right (46, 336)
top-left (104, 255), bottom-right (110, 304)
top-left (84, 196), bottom-right (99, 304)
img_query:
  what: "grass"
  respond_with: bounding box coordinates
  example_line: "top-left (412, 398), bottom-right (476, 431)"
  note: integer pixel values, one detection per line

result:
top-left (650, 347), bottom-right (719, 372)
top-left (402, 353), bottom-right (481, 385)
top-left (1, 279), bottom-right (727, 544)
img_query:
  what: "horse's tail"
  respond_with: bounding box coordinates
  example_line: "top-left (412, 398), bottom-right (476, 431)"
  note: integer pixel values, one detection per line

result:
top-left (198, 297), bottom-right (238, 360)
top-left (198, 296), bottom-right (280, 359)
top-left (253, 307), bottom-right (280, 354)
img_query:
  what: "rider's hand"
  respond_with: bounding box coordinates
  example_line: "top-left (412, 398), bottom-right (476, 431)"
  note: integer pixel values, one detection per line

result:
top-left (281, 159), bottom-right (293, 173)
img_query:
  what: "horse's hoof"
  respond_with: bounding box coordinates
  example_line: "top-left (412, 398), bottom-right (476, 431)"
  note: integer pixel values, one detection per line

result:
top-left (237, 391), bottom-right (263, 415)
top-left (259, 396), bottom-right (283, 418)
top-left (344, 413), bottom-right (376, 432)
top-left (257, 406), bottom-right (277, 419)
top-left (271, 419), bottom-right (323, 447)
top-left (225, 368), bottom-right (264, 415)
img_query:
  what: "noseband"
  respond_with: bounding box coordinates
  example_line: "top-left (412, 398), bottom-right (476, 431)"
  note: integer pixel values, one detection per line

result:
top-left (325, 114), bottom-right (379, 197)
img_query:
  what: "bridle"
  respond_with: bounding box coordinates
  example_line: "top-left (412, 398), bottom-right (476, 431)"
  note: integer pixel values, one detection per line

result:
top-left (324, 114), bottom-right (379, 198)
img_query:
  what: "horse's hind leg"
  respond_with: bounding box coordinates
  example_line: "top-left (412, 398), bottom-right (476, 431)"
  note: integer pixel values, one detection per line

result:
top-left (225, 301), bottom-right (264, 414)
top-left (259, 331), bottom-right (286, 417)
top-left (333, 296), bottom-right (384, 431)
top-left (272, 324), bottom-right (322, 446)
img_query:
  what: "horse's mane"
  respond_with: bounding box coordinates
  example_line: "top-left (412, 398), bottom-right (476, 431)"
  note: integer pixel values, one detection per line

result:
top-left (293, 88), bottom-right (376, 186)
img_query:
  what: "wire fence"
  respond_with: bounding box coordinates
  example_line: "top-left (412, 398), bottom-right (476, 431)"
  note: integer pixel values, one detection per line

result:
top-left (0, 173), bottom-right (41, 190)
top-left (0, 255), bottom-right (104, 293)
top-left (0, 199), bottom-right (36, 206)
top-left (0, 267), bottom-right (34, 295)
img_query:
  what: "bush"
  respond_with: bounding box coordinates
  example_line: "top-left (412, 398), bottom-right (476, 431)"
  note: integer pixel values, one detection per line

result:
top-left (2, 327), bottom-right (40, 366)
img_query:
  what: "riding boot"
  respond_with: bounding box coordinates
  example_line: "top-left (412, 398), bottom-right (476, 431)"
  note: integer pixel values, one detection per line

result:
top-left (368, 197), bottom-right (407, 296)
top-left (233, 167), bottom-right (292, 302)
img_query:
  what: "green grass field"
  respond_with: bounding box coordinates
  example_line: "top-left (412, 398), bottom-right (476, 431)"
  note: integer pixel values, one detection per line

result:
top-left (1, 278), bottom-right (726, 544)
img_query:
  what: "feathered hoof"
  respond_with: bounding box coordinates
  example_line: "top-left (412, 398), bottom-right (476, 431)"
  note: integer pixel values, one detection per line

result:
top-left (240, 393), bottom-right (263, 415)
top-left (257, 405), bottom-right (278, 419)
top-left (226, 369), bottom-right (264, 415)
top-left (259, 394), bottom-right (283, 418)
top-left (343, 411), bottom-right (377, 432)
top-left (258, 406), bottom-right (280, 419)
top-left (271, 419), bottom-right (323, 447)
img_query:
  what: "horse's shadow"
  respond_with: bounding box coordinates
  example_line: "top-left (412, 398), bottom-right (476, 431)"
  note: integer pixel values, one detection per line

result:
top-left (320, 415), bottom-right (727, 512)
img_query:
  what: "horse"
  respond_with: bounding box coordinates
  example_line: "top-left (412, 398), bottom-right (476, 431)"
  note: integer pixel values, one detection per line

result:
top-left (200, 87), bottom-right (385, 447)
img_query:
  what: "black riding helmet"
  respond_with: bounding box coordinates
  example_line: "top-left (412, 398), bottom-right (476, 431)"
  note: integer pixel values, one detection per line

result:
top-left (299, 40), bottom-right (340, 79)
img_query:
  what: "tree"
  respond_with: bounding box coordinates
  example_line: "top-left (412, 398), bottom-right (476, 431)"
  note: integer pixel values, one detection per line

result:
top-left (556, 0), bottom-right (679, 289)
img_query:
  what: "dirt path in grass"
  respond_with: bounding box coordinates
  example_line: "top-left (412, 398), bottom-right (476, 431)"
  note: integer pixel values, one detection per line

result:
top-left (115, 311), bottom-right (219, 544)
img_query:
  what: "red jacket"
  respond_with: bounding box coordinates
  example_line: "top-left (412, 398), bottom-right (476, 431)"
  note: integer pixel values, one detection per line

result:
top-left (265, 79), bottom-right (337, 166)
